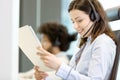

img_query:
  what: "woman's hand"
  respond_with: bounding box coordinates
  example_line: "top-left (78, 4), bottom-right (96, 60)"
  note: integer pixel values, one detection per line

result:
top-left (34, 66), bottom-right (48, 80)
top-left (37, 47), bottom-right (62, 70)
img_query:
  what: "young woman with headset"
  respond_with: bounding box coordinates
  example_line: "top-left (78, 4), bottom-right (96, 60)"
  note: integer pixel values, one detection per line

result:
top-left (34, 0), bottom-right (117, 80)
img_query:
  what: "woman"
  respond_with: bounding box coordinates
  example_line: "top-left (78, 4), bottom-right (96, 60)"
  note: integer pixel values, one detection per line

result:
top-left (19, 22), bottom-right (77, 80)
top-left (35, 0), bottom-right (117, 80)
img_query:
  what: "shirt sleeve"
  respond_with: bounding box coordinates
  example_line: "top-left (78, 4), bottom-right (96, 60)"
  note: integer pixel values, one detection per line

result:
top-left (56, 35), bottom-right (116, 80)
top-left (56, 63), bottom-right (90, 80)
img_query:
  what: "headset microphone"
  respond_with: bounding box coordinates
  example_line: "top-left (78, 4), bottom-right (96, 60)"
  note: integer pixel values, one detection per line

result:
top-left (82, 23), bottom-right (94, 37)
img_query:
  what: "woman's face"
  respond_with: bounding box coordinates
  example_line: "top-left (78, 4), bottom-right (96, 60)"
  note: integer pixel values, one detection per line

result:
top-left (40, 34), bottom-right (52, 51)
top-left (69, 9), bottom-right (94, 37)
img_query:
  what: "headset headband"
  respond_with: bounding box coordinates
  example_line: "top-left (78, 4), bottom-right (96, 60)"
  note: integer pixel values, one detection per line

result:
top-left (88, 0), bottom-right (100, 22)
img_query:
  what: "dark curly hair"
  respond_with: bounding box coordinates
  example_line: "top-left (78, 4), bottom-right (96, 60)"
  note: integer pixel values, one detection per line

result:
top-left (37, 22), bottom-right (77, 51)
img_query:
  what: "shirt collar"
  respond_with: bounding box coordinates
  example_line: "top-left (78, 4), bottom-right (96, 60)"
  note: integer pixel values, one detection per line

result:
top-left (87, 36), bottom-right (92, 42)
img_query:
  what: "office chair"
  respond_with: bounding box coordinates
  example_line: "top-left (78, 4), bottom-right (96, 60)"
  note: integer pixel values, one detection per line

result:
top-left (110, 30), bottom-right (120, 80)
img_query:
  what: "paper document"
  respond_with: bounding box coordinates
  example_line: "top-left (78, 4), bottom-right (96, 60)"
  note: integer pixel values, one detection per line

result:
top-left (19, 25), bottom-right (53, 71)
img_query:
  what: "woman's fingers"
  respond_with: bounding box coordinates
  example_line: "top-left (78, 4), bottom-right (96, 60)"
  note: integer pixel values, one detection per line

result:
top-left (34, 66), bottom-right (40, 71)
top-left (37, 46), bottom-right (51, 55)
top-left (34, 66), bottom-right (48, 80)
top-left (36, 46), bottom-right (62, 70)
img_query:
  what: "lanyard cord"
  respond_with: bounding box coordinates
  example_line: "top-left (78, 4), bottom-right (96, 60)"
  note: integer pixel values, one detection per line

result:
top-left (75, 44), bottom-right (86, 64)
top-left (65, 44), bottom-right (86, 80)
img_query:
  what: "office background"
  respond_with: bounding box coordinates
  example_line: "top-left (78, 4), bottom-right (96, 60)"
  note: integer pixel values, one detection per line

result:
top-left (0, 0), bottom-right (119, 80)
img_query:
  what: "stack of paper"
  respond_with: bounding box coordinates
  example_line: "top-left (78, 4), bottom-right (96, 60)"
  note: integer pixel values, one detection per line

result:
top-left (19, 25), bottom-right (53, 71)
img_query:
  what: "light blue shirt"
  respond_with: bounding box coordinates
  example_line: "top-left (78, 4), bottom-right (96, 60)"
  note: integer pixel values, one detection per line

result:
top-left (56, 33), bottom-right (116, 80)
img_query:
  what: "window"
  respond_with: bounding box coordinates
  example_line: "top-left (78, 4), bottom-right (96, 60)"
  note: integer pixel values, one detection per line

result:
top-left (61, 0), bottom-right (77, 55)
top-left (61, 0), bottom-right (75, 34)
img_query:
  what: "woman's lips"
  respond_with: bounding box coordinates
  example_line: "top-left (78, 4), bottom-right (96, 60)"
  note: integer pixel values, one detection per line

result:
top-left (78, 29), bottom-right (83, 34)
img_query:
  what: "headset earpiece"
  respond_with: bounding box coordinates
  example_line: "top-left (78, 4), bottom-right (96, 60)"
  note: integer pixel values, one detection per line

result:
top-left (90, 11), bottom-right (100, 22)
top-left (88, 0), bottom-right (100, 22)
top-left (90, 11), bottom-right (95, 21)
top-left (54, 37), bottom-right (61, 46)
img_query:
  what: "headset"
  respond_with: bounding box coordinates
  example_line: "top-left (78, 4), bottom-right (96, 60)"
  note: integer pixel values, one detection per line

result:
top-left (88, 0), bottom-right (100, 22)
top-left (53, 29), bottom-right (61, 46)
top-left (54, 37), bottom-right (61, 46)
top-left (83, 0), bottom-right (100, 37)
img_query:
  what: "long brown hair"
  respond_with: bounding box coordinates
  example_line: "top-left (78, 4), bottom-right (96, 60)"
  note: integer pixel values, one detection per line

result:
top-left (68, 0), bottom-right (116, 47)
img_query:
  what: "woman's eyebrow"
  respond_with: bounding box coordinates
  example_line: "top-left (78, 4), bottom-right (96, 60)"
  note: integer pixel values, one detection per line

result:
top-left (71, 16), bottom-right (82, 21)
top-left (75, 16), bottom-right (83, 20)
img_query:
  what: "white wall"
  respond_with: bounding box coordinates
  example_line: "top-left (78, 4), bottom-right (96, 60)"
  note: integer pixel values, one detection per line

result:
top-left (0, 0), bottom-right (19, 80)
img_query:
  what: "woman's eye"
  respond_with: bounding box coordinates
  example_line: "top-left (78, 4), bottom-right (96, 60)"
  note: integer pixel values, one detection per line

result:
top-left (77, 20), bottom-right (82, 23)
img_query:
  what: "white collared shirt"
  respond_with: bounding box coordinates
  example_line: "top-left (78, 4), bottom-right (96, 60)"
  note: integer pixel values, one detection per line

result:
top-left (56, 33), bottom-right (116, 80)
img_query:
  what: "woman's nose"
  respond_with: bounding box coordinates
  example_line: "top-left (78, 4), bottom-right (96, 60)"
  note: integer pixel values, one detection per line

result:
top-left (73, 22), bottom-right (79, 29)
